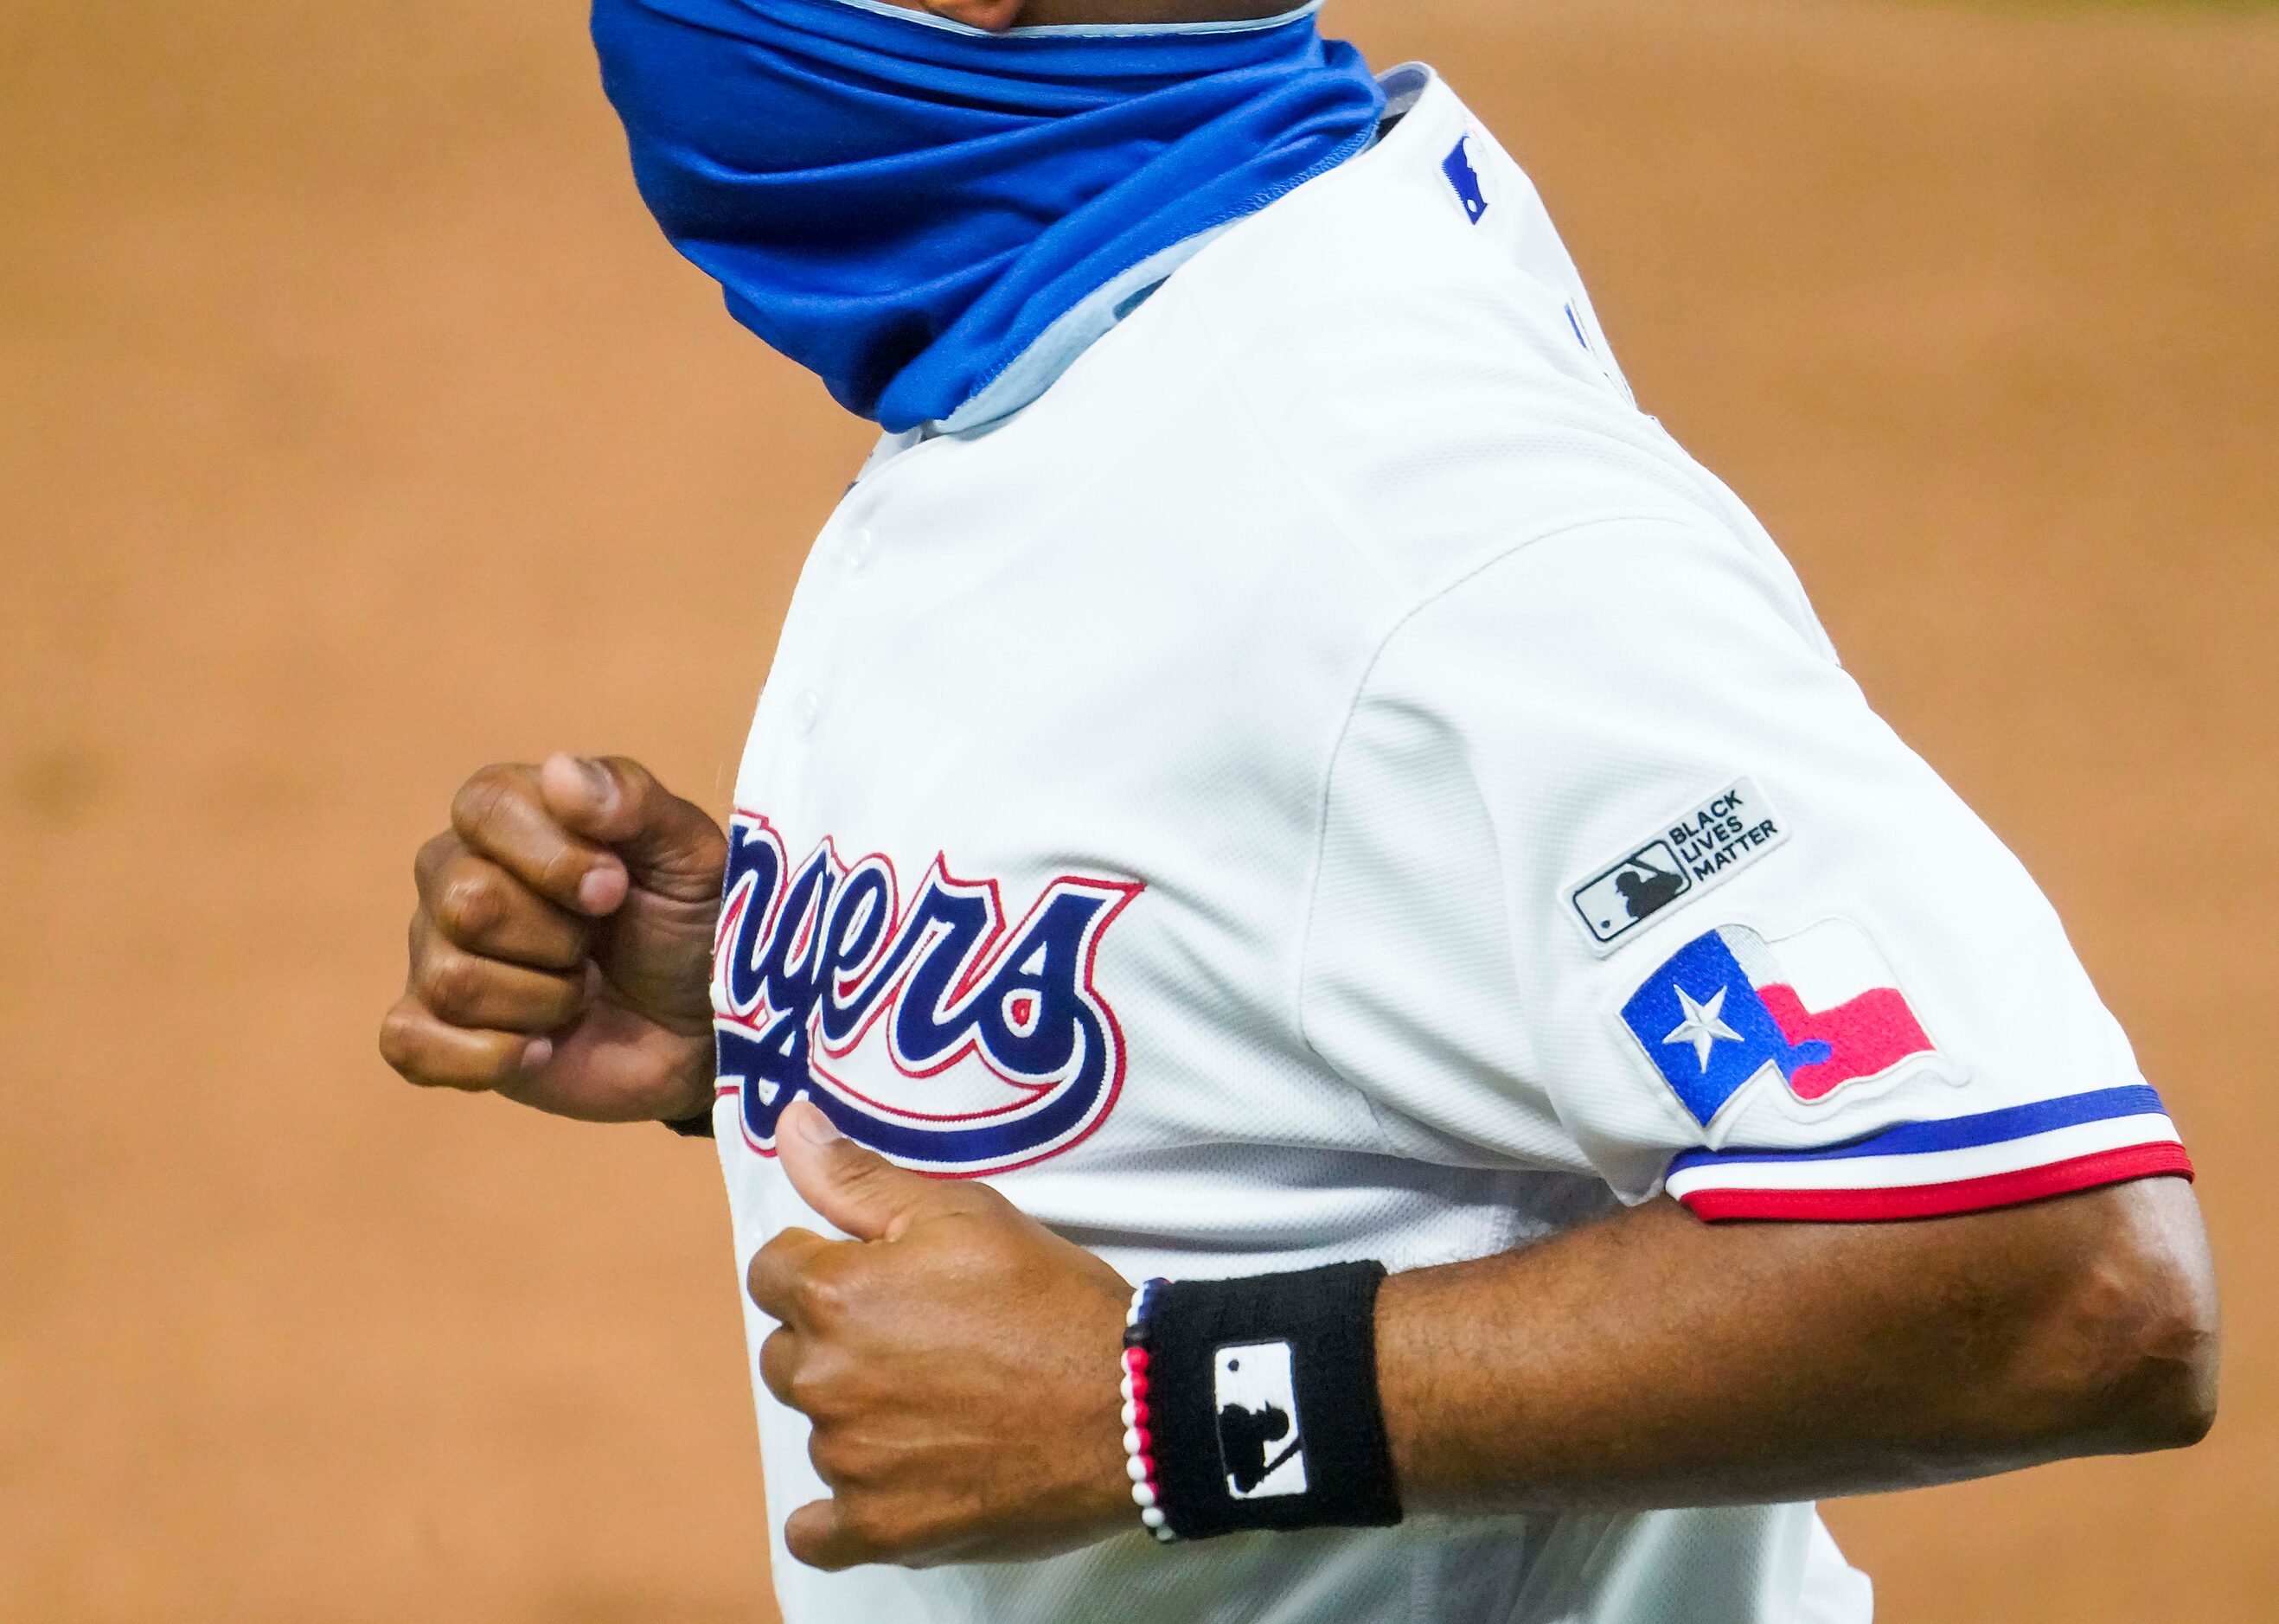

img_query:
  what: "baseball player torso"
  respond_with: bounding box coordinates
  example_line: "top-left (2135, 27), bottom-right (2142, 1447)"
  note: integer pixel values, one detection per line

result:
top-left (705, 64), bottom-right (2178, 1624)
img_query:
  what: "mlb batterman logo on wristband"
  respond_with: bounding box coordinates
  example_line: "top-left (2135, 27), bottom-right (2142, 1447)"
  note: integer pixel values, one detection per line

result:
top-left (1117, 1263), bottom-right (1402, 1543)
top-left (1214, 1342), bottom-right (1308, 1500)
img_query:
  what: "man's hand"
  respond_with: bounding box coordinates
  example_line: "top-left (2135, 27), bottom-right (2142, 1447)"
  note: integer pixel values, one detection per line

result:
top-left (748, 1101), bottom-right (1136, 1570)
top-left (380, 754), bottom-right (727, 1123)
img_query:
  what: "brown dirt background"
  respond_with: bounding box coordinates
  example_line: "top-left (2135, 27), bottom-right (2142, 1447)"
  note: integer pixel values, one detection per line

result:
top-left (3, 0), bottom-right (2274, 1617)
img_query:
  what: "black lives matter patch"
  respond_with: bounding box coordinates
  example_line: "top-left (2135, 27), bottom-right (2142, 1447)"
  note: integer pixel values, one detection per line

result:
top-left (1567, 777), bottom-right (1789, 955)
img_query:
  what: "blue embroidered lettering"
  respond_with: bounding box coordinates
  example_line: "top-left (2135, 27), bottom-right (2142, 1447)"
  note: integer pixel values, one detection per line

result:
top-left (713, 814), bottom-right (1141, 1175)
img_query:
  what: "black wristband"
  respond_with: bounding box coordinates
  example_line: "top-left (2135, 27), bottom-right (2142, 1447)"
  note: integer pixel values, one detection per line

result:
top-left (663, 1108), bottom-right (716, 1138)
top-left (1136, 1262), bottom-right (1401, 1541)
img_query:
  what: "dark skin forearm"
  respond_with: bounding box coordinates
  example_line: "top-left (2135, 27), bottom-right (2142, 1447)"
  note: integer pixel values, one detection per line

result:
top-left (1378, 1175), bottom-right (2218, 1514)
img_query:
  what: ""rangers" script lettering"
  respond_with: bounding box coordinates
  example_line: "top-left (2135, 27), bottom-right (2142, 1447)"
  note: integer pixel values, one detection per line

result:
top-left (711, 813), bottom-right (1141, 1175)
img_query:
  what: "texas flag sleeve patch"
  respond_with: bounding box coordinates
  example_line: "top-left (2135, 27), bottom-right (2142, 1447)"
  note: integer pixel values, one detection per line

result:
top-left (1620, 920), bottom-right (1939, 1127)
top-left (1623, 923), bottom-right (2194, 1222)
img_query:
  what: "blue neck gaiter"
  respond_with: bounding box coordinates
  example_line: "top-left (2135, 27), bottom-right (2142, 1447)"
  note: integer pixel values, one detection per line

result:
top-left (591, 0), bottom-right (1383, 431)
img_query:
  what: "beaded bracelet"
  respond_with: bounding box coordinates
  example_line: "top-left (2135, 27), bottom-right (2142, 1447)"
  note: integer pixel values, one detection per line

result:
top-left (1120, 1277), bottom-right (1175, 1543)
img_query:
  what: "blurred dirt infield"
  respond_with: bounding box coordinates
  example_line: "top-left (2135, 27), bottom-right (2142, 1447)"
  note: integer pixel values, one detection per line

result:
top-left (3, 0), bottom-right (2274, 1618)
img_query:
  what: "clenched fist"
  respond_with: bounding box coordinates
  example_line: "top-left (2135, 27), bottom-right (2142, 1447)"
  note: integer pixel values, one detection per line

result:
top-left (751, 1101), bottom-right (1136, 1570)
top-left (380, 754), bottom-right (726, 1123)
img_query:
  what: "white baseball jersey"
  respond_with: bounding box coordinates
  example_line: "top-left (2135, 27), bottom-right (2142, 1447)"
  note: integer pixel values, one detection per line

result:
top-left (703, 64), bottom-right (2190, 1624)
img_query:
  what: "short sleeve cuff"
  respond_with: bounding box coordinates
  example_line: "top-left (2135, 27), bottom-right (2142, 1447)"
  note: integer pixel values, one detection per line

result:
top-left (1664, 1084), bottom-right (2193, 1223)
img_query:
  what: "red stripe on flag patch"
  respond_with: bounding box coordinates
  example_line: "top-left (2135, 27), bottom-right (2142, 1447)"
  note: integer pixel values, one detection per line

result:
top-left (1757, 981), bottom-right (1936, 1101)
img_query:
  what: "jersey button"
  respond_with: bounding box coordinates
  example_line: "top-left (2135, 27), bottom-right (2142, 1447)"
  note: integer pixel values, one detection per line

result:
top-left (795, 689), bottom-right (822, 736)
top-left (846, 527), bottom-right (878, 576)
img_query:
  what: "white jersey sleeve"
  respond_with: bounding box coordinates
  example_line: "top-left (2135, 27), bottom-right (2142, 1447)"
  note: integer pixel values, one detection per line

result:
top-left (1299, 513), bottom-right (2193, 1220)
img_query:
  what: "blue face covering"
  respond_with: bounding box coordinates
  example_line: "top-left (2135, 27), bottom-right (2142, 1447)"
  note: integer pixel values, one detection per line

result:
top-left (591, 0), bottom-right (1384, 431)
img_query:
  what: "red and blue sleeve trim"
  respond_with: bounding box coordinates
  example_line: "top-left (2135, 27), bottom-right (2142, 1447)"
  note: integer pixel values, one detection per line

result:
top-left (1664, 1084), bottom-right (2193, 1223)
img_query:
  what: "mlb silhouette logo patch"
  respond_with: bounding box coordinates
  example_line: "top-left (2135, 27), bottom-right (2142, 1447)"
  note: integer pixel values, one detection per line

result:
top-left (1620, 920), bottom-right (1945, 1128)
top-left (1572, 841), bottom-right (1689, 944)
top-left (1568, 778), bottom-right (1788, 954)
top-left (1214, 1342), bottom-right (1307, 1501)
top-left (1442, 135), bottom-right (1489, 224)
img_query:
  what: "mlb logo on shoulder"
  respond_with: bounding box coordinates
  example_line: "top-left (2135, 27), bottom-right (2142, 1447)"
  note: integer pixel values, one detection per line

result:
top-left (1442, 135), bottom-right (1489, 224)
top-left (1620, 921), bottom-right (1947, 1128)
top-left (1572, 841), bottom-right (1690, 945)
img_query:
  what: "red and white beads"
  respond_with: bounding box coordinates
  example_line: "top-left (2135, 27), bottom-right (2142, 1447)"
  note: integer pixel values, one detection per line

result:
top-left (1121, 1278), bottom-right (1175, 1543)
